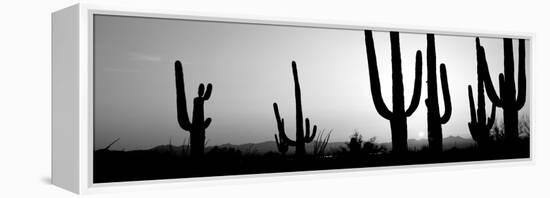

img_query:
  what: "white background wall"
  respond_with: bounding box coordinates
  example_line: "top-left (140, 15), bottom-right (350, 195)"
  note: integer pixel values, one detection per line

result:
top-left (0, 0), bottom-right (548, 197)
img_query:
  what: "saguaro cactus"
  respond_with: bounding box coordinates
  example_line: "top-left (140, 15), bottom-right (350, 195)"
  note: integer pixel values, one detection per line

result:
top-left (476, 38), bottom-right (526, 144)
top-left (273, 61), bottom-right (317, 158)
top-left (363, 30), bottom-right (423, 154)
top-left (467, 43), bottom-right (497, 148)
top-left (425, 34), bottom-right (452, 153)
top-left (174, 60), bottom-right (213, 159)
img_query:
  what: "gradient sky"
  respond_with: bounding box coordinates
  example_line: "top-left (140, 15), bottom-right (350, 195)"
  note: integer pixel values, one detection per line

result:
top-left (93, 15), bottom-right (531, 151)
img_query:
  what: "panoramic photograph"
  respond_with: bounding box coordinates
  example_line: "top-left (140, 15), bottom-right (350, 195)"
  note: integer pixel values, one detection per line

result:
top-left (92, 15), bottom-right (531, 183)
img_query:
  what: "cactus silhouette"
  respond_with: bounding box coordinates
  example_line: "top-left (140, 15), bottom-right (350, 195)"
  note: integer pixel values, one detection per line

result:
top-left (476, 38), bottom-right (526, 144)
top-left (273, 61), bottom-right (317, 158)
top-left (363, 30), bottom-right (423, 154)
top-left (425, 34), bottom-right (452, 153)
top-left (467, 46), bottom-right (497, 147)
top-left (174, 60), bottom-right (213, 159)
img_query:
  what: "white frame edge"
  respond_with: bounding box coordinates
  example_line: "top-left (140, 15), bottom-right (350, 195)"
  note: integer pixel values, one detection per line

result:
top-left (52, 4), bottom-right (91, 194)
top-left (52, 4), bottom-right (80, 194)
top-left (51, 3), bottom-right (535, 194)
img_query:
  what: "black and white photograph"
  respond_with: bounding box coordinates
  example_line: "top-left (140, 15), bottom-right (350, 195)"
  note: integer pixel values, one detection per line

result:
top-left (4, 0), bottom-right (550, 197)
top-left (92, 14), bottom-right (531, 183)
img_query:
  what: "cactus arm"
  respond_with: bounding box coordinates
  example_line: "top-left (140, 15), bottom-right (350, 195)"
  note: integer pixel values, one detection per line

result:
top-left (203, 83), bottom-right (213, 100)
top-left (477, 38), bottom-right (503, 107)
top-left (468, 85), bottom-right (477, 124)
top-left (273, 103), bottom-right (284, 127)
top-left (515, 39), bottom-right (526, 110)
top-left (439, 64), bottom-right (452, 124)
top-left (482, 70), bottom-right (502, 107)
top-left (405, 50), bottom-right (423, 116)
top-left (364, 30), bottom-right (393, 120)
top-left (174, 61), bottom-right (192, 130)
top-left (487, 103), bottom-right (496, 129)
top-left (304, 118), bottom-right (317, 143)
top-left (273, 103), bottom-right (284, 134)
top-left (273, 103), bottom-right (296, 146)
top-left (204, 118), bottom-right (212, 129)
top-left (309, 125), bottom-right (317, 142)
top-left (198, 83), bottom-right (205, 97)
top-left (305, 118), bottom-right (317, 143)
top-left (305, 118), bottom-right (311, 142)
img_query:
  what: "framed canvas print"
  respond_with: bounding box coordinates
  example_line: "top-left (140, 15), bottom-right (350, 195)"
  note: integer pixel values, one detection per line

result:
top-left (52, 4), bottom-right (533, 194)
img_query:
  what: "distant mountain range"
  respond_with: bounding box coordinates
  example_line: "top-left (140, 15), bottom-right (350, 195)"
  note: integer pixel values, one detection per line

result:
top-left (146, 136), bottom-right (475, 154)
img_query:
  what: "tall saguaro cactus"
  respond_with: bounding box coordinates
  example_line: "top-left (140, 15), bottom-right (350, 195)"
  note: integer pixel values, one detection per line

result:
top-left (273, 61), bottom-right (317, 158)
top-left (468, 42), bottom-right (497, 148)
top-left (363, 30), bottom-right (423, 154)
top-left (174, 60), bottom-right (213, 159)
top-left (425, 34), bottom-right (452, 153)
top-left (476, 38), bottom-right (526, 144)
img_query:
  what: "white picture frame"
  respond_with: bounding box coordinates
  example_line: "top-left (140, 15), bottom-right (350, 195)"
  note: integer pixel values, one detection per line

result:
top-left (52, 3), bottom-right (534, 194)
